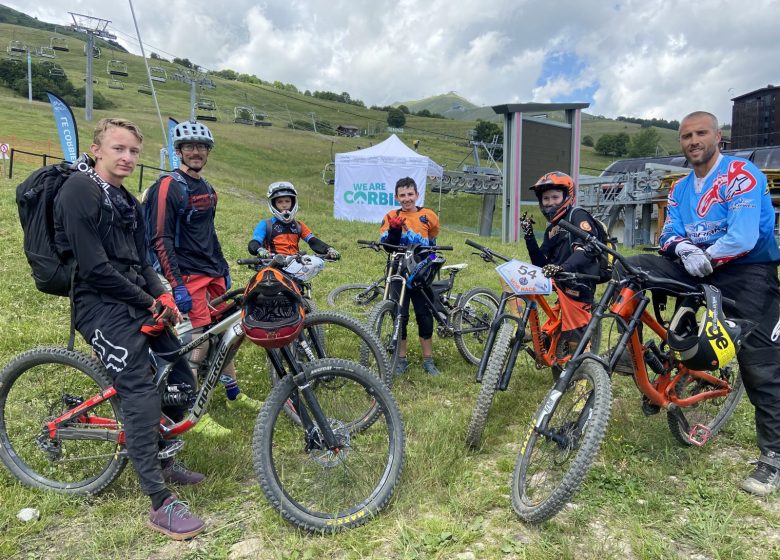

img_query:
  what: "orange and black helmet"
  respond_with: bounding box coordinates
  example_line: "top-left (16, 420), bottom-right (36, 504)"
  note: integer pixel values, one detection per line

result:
top-left (241, 267), bottom-right (305, 348)
top-left (530, 171), bottom-right (575, 224)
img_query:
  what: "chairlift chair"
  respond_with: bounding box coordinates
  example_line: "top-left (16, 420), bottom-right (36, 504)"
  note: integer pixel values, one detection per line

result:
top-left (108, 78), bottom-right (125, 90)
top-left (50, 37), bottom-right (69, 52)
top-left (38, 46), bottom-right (56, 59)
top-left (49, 65), bottom-right (65, 77)
top-left (137, 84), bottom-right (153, 95)
top-left (8, 41), bottom-right (26, 53)
top-left (195, 98), bottom-right (218, 122)
top-left (107, 59), bottom-right (128, 77)
top-left (201, 78), bottom-right (215, 89)
top-left (83, 44), bottom-right (101, 58)
top-left (234, 106), bottom-right (255, 125)
top-left (149, 66), bottom-right (167, 83)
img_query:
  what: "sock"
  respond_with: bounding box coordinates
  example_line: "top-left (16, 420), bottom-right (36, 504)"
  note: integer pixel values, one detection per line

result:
top-left (220, 374), bottom-right (240, 400)
top-left (151, 489), bottom-right (173, 510)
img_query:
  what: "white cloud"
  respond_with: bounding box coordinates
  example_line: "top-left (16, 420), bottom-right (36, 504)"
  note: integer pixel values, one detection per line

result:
top-left (6, 0), bottom-right (779, 123)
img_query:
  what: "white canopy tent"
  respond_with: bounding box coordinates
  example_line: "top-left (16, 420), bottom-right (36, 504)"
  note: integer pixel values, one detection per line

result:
top-left (334, 134), bottom-right (443, 223)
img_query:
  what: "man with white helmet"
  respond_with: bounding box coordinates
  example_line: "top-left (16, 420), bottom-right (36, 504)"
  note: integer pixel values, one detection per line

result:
top-left (145, 121), bottom-right (259, 438)
top-left (248, 181), bottom-right (340, 259)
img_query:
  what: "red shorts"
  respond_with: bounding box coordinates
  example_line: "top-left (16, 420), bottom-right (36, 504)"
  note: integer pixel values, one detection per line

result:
top-left (182, 274), bottom-right (227, 328)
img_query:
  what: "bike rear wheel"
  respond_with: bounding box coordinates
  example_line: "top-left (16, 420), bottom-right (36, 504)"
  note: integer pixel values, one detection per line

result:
top-left (454, 287), bottom-right (500, 366)
top-left (466, 321), bottom-right (515, 448)
top-left (666, 361), bottom-right (745, 446)
top-left (269, 311), bottom-right (391, 432)
top-left (367, 299), bottom-right (401, 378)
top-left (253, 358), bottom-right (405, 532)
top-left (512, 359), bottom-right (611, 523)
top-left (0, 347), bottom-right (127, 495)
top-left (327, 283), bottom-right (383, 316)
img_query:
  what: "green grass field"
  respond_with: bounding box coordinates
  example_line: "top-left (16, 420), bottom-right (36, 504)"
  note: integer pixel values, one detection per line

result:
top-left (1, 19), bottom-right (776, 560)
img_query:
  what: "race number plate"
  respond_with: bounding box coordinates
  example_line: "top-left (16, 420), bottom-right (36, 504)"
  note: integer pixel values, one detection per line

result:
top-left (495, 260), bottom-right (552, 296)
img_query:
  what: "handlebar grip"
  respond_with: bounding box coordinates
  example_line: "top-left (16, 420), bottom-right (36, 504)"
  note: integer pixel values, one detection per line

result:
top-left (434, 245), bottom-right (453, 251)
top-left (465, 238), bottom-right (511, 262)
top-left (465, 239), bottom-right (485, 251)
top-left (209, 287), bottom-right (245, 306)
top-left (236, 257), bottom-right (260, 265)
top-left (357, 240), bottom-right (376, 245)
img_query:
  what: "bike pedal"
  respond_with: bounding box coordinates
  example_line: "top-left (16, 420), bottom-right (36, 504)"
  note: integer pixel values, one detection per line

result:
top-left (687, 424), bottom-right (711, 447)
top-left (641, 398), bottom-right (661, 416)
top-left (158, 439), bottom-right (185, 460)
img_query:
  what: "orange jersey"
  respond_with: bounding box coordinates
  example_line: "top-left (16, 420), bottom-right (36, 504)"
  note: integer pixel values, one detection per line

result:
top-left (250, 218), bottom-right (313, 255)
top-left (379, 207), bottom-right (440, 245)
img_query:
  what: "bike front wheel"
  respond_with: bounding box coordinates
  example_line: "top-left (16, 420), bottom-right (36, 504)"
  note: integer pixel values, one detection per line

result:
top-left (454, 287), bottom-right (500, 366)
top-left (326, 283), bottom-right (383, 316)
top-left (0, 347), bottom-right (127, 496)
top-left (512, 359), bottom-right (612, 523)
top-left (466, 320), bottom-right (515, 448)
top-left (253, 358), bottom-right (405, 532)
top-left (666, 361), bottom-right (745, 446)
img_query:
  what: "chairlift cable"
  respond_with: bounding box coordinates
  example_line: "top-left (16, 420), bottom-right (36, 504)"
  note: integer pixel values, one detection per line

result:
top-left (126, 0), bottom-right (167, 148)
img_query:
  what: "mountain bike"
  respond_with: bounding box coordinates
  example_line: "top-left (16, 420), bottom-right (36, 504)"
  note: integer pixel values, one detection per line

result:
top-left (326, 242), bottom-right (389, 316)
top-left (511, 219), bottom-right (746, 523)
top-left (462, 239), bottom-right (602, 448)
top-left (362, 240), bottom-right (499, 373)
top-left (0, 255), bottom-right (404, 532)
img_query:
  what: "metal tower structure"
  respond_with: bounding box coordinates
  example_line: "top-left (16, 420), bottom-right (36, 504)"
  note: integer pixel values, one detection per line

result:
top-left (69, 12), bottom-right (116, 121)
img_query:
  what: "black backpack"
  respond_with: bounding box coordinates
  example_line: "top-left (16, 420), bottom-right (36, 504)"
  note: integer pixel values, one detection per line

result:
top-left (16, 157), bottom-right (111, 296)
top-left (566, 207), bottom-right (617, 283)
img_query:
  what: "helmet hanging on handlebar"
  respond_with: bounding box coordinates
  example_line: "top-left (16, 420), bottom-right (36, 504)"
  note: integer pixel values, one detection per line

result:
top-left (241, 267), bottom-right (305, 348)
top-left (666, 284), bottom-right (755, 371)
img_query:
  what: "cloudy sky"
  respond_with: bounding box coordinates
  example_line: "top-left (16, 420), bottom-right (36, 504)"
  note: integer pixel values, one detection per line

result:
top-left (8, 0), bottom-right (779, 124)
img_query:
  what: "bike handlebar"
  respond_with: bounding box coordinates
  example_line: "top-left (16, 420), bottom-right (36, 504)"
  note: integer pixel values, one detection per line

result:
top-left (357, 240), bottom-right (453, 252)
top-left (556, 219), bottom-right (706, 298)
top-left (465, 239), bottom-right (511, 263)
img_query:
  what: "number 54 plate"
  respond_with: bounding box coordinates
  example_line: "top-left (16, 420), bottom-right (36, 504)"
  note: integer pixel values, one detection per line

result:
top-left (495, 260), bottom-right (552, 295)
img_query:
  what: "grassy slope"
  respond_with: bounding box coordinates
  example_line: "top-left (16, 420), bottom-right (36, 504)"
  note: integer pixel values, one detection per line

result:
top-left (2, 21), bottom-right (774, 560)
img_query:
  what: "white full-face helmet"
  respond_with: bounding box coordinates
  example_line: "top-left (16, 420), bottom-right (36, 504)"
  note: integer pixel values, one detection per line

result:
top-left (267, 181), bottom-right (299, 223)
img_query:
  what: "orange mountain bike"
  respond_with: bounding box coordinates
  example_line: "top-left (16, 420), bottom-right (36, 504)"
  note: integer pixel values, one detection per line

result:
top-left (511, 219), bottom-right (746, 523)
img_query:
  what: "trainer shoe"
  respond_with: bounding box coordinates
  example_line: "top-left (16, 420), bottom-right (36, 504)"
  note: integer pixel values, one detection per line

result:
top-left (394, 357), bottom-right (409, 376)
top-left (148, 495), bottom-right (205, 540)
top-left (162, 460), bottom-right (206, 485)
top-left (422, 358), bottom-right (441, 376)
top-left (225, 392), bottom-right (262, 413)
top-left (191, 414), bottom-right (232, 437)
top-left (741, 460), bottom-right (780, 497)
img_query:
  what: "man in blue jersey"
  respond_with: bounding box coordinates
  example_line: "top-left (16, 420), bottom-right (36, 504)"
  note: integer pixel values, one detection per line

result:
top-left (626, 111), bottom-right (780, 496)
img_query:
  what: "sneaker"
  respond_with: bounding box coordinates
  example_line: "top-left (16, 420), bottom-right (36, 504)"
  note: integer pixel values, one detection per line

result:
top-left (225, 392), bottom-right (262, 413)
top-left (148, 495), bottom-right (205, 540)
top-left (422, 358), bottom-right (440, 376)
top-left (162, 460), bottom-right (206, 486)
top-left (394, 357), bottom-right (409, 376)
top-left (191, 414), bottom-right (232, 437)
top-left (741, 461), bottom-right (780, 496)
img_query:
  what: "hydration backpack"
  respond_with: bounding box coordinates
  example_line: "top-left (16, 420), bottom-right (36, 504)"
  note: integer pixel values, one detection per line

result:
top-left (143, 170), bottom-right (216, 272)
top-left (16, 156), bottom-right (111, 296)
top-left (566, 207), bottom-right (617, 283)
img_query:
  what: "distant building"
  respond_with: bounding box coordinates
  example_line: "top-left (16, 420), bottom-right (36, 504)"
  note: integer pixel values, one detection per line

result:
top-left (731, 84), bottom-right (780, 149)
top-left (336, 125), bottom-right (360, 137)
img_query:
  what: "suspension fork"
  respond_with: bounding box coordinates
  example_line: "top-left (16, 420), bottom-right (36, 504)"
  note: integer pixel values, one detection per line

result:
top-left (475, 294), bottom-right (528, 383)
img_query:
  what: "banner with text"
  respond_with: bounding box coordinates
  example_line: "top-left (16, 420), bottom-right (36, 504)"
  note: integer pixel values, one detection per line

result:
top-left (167, 117), bottom-right (179, 170)
top-left (46, 91), bottom-right (79, 163)
top-left (334, 164), bottom-right (428, 223)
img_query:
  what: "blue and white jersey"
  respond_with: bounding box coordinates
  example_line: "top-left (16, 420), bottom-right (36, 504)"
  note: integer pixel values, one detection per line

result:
top-left (659, 155), bottom-right (780, 266)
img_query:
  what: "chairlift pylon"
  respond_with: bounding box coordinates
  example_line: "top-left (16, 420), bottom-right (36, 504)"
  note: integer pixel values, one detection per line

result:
top-left (149, 66), bottom-right (167, 83)
top-left (108, 78), bottom-right (125, 90)
top-left (107, 59), bottom-right (128, 77)
top-left (83, 76), bottom-right (99, 85)
top-left (50, 37), bottom-right (69, 52)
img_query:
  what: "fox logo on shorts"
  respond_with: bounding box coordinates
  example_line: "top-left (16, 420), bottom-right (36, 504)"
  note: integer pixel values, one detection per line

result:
top-left (91, 329), bottom-right (129, 372)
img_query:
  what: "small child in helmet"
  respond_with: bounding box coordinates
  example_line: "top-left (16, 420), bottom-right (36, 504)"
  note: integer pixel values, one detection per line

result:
top-left (521, 171), bottom-right (601, 359)
top-left (248, 181), bottom-right (340, 260)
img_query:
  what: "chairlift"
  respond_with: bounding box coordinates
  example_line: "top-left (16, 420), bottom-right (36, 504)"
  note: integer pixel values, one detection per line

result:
top-left (50, 37), bottom-right (69, 52)
top-left (8, 40), bottom-right (26, 53)
top-left (149, 66), bottom-right (167, 83)
top-left (83, 44), bottom-right (101, 58)
top-left (108, 78), bottom-right (125, 90)
top-left (137, 84), bottom-right (152, 95)
top-left (195, 98), bottom-right (218, 121)
top-left (200, 78), bottom-right (215, 89)
top-left (107, 59), bottom-right (128, 77)
top-left (171, 72), bottom-right (186, 82)
top-left (234, 106), bottom-right (255, 125)
top-left (49, 65), bottom-right (65, 77)
top-left (38, 46), bottom-right (56, 59)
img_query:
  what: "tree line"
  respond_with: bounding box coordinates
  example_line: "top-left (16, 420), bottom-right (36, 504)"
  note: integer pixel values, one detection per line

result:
top-left (582, 128), bottom-right (665, 158)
